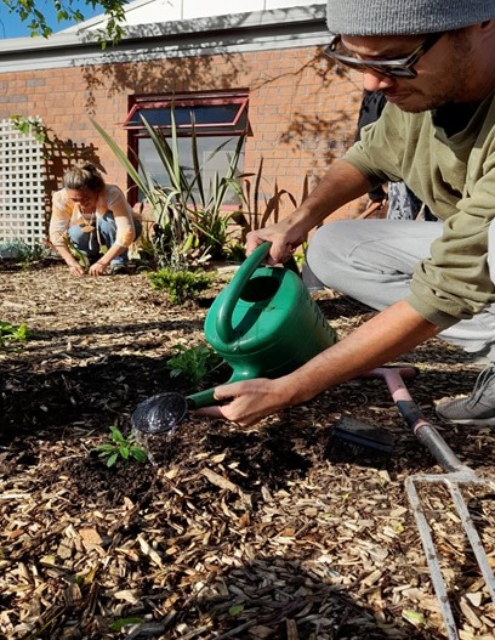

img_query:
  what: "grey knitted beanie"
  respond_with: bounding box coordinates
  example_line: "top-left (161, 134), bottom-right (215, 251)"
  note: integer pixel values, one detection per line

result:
top-left (326, 0), bottom-right (495, 36)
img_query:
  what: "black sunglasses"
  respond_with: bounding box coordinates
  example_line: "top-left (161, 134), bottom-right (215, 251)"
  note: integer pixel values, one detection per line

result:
top-left (324, 32), bottom-right (445, 78)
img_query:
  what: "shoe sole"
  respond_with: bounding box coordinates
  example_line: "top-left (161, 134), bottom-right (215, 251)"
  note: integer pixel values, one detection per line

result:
top-left (436, 416), bottom-right (495, 426)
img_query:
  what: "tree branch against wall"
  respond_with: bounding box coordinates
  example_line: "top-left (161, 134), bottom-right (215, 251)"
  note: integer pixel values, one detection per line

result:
top-left (2, 0), bottom-right (128, 43)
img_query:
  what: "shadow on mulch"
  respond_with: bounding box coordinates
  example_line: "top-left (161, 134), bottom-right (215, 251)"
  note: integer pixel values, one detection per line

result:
top-left (0, 355), bottom-right (167, 442)
top-left (0, 353), bottom-right (230, 443)
top-left (25, 317), bottom-right (206, 341)
top-left (2, 350), bottom-right (491, 503)
top-left (0, 257), bottom-right (61, 272)
top-left (181, 556), bottom-right (440, 640)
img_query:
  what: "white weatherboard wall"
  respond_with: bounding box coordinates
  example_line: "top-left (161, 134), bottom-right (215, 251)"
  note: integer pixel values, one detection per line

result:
top-left (125, 0), bottom-right (319, 23)
top-left (62, 0), bottom-right (324, 32)
top-left (0, 119), bottom-right (46, 250)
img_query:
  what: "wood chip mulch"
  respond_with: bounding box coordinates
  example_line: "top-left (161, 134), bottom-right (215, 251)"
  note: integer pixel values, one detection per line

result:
top-left (1, 260), bottom-right (495, 640)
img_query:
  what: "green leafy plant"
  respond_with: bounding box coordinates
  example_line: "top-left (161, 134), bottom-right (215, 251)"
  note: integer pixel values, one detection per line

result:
top-left (234, 157), bottom-right (300, 237)
top-left (167, 343), bottom-right (223, 387)
top-left (67, 239), bottom-right (90, 268)
top-left (147, 267), bottom-right (212, 305)
top-left (92, 112), bottom-right (246, 269)
top-left (0, 321), bottom-right (30, 349)
top-left (93, 426), bottom-right (148, 468)
top-left (228, 604), bottom-right (245, 617)
top-left (3, 0), bottom-right (127, 44)
top-left (1, 239), bottom-right (53, 269)
top-left (10, 115), bottom-right (51, 145)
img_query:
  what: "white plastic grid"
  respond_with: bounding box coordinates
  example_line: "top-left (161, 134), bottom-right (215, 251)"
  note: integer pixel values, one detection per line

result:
top-left (0, 119), bottom-right (46, 247)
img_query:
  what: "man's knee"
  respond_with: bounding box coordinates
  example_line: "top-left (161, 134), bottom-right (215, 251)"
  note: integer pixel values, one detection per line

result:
top-left (306, 221), bottom-right (355, 286)
top-left (307, 221), bottom-right (354, 264)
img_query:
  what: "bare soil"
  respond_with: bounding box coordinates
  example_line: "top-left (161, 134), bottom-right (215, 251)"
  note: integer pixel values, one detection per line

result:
top-left (1, 259), bottom-right (495, 640)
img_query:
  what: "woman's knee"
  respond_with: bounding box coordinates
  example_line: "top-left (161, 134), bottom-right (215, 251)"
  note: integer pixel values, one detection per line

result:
top-left (68, 225), bottom-right (86, 247)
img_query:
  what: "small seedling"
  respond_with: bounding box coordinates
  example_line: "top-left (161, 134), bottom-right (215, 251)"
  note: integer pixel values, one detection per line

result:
top-left (66, 239), bottom-right (90, 268)
top-left (93, 426), bottom-right (148, 468)
top-left (147, 267), bottom-right (212, 304)
top-left (167, 343), bottom-right (223, 387)
top-left (109, 617), bottom-right (145, 632)
top-left (0, 321), bottom-right (30, 349)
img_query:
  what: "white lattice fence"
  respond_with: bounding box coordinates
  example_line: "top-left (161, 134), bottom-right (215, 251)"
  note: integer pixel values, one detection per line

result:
top-left (0, 119), bottom-right (46, 248)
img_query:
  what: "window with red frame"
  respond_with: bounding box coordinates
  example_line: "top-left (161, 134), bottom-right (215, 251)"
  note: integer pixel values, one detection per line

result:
top-left (124, 91), bottom-right (249, 206)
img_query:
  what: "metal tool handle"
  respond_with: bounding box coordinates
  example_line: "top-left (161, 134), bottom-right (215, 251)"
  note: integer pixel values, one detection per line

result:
top-left (369, 367), bottom-right (466, 473)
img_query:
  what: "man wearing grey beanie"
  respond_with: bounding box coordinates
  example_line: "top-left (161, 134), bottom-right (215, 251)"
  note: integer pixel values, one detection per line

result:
top-left (197, 0), bottom-right (495, 428)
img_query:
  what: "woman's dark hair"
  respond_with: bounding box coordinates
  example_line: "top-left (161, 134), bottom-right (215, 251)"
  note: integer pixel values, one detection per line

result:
top-left (62, 162), bottom-right (105, 192)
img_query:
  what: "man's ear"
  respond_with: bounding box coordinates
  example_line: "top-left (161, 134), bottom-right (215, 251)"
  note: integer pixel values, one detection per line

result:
top-left (474, 20), bottom-right (495, 46)
top-left (479, 20), bottom-right (495, 33)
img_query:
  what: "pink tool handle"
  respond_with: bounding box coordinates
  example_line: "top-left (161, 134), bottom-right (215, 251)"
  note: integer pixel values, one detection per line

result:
top-left (366, 367), bottom-right (464, 473)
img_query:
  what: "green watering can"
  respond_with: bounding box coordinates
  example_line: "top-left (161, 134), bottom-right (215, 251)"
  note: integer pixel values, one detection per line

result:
top-left (131, 242), bottom-right (337, 434)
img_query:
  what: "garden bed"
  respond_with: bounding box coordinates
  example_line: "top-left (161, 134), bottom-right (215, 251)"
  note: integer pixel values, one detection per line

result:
top-left (1, 260), bottom-right (494, 640)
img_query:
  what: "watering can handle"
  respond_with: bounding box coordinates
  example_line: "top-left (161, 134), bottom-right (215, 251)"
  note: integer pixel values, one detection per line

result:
top-left (216, 242), bottom-right (271, 345)
top-left (216, 242), bottom-right (298, 345)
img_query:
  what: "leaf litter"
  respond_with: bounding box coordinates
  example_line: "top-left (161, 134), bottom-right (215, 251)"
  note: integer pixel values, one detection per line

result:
top-left (0, 261), bottom-right (495, 639)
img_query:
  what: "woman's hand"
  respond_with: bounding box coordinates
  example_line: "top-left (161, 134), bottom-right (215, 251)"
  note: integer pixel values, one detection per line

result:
top-left (68, 262), bottom-right (86, 277)
top-left (193, 377), bottom-right (297, 427)
top-left (89, 261), bottom-right (108, 277)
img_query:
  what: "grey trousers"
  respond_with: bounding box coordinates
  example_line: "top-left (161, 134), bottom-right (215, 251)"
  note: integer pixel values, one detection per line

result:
top-left (306, 219), bottom-right (495, 360)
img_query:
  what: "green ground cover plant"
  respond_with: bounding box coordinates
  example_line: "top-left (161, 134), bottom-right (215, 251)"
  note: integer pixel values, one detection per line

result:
top-left (92, 426), bottom-right (148, 468)
top-left (166, 343), bottom-right (223, 388)
top-left (147, 267), bottom-right (212, 304)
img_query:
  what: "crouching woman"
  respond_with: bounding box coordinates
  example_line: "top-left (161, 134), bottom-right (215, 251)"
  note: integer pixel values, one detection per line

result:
top-left (49, 162), bottom-right (142, 277)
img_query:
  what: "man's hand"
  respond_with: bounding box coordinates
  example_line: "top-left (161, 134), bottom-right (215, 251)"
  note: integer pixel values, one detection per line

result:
top-left (245, 223), bottom-right (304, 264)
top-left (244, 160), bottom-right (374, 263)
top-left (194, 377), bottom-right (295, 427)
top-left (195, 301), bottom-right (442, 428)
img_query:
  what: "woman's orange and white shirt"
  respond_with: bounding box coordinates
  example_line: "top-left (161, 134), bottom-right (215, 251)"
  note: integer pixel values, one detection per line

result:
top-left (49, 184), bottom-right (137, 248)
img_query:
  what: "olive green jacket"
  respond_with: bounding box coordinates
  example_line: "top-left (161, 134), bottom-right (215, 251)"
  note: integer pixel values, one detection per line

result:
top-left (345, 94), bottom-right (495, 329)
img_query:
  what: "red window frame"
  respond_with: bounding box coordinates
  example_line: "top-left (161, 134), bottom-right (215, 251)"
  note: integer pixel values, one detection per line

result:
top-left (124, 90), bottom-right (249, 205)
top-left (124, 91), bottom-right (249, 134)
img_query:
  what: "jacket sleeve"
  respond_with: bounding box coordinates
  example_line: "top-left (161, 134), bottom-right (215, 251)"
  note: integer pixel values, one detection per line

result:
top-left (49, 190), bottom-right (73, 246)
top-left (105, 185), bottom-right (137, 248)
top-left (343, 101), bottom-right (495, 328)
top-left (408, 164), bottom-right (495, 328)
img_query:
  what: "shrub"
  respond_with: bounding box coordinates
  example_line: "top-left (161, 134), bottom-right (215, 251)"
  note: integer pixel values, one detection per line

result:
top-left (167, 343), bottom-right (223, 387)
top-left (147, 267), bottom-right (212, 304)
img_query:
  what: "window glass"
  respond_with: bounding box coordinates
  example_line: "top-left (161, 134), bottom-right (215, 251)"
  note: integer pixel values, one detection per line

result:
top-left (137, 135), bottom-right (244, 206)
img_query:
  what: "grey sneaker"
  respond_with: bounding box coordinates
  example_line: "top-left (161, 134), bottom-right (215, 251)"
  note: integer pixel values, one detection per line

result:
top-left (436, 364), bottom-right (495, 425)
top-left (109, 263), bottom-right (128, 275)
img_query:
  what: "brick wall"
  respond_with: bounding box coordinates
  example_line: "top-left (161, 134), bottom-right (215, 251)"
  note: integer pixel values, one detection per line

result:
top-left (0, 45), bottom-right (366, 232)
